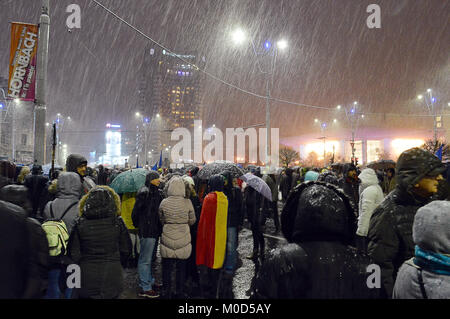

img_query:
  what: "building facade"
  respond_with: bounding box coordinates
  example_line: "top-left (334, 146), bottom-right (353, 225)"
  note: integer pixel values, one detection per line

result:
top-left (137, 46), bottom-right (206, 166)
top-left (0, 76), bottom-right (34, 163)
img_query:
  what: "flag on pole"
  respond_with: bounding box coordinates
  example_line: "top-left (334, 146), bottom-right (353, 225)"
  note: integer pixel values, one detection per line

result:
top-left (136, 157), bottom-right (139, 168)
top-left (435, 145), bottom-right (444, 161)
top-left (151, 163), bottom-right (158, 171)
top-left (158, 151), bottom-right (162, 168)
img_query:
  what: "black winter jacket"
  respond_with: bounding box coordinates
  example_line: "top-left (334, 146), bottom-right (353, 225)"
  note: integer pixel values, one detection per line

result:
top-left (244, 186), bottom-right (263, 226)
top-left (68, 192), bottom-right (132, 299)
top-left (24, 173), bottom-right (49, 218)
top-left (131, 184), bottom-right (163, 238)
top-left (367, 147), bottom-right (445, 298)
top-left (252, 182), bottom-right (378, 299)
top-left (0, 200), bottom-right (49, 299)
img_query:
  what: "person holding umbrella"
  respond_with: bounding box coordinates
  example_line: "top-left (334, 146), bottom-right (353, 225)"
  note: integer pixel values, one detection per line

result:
top-left (242, 171), bottom-right (272, 261)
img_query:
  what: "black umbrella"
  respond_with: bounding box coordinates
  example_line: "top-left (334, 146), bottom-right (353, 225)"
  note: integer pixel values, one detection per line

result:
top-left (367, 160), bottom-right (396, 171)
top-left (197, 161), bottom-right (245, 180)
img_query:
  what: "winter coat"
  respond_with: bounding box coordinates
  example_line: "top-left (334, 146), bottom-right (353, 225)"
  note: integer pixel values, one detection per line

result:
top-left (280, 168), bottom-right (293, 201)
top-left (0, 200), bottom-right (48, 298)
top-left (368, 148), bottom-right (445, 298)
top-left (244, 185), bottom-right (263, 227)
top-left (132, 184), bottom-right (163, 239)
top-left (97, 166), bottom-right (108, 185)
top-left (338, 163), bottom-right (360, 215)
top-left (252, 182), bottom-right (379, 299)
top-left (68, 186), bottom-right (132, 299)
top-left (262, 174), bottom-right (278, 202)
top-left (24, 171), bottom-right (49, 218)
top-left (222, 171), bottom-right (244, 228)
top-left (121, 192), bottom-right (137, 230)
top-left (0, 186), bottom-right (49, 299)
top-left (196, 176), bottom-right (228, 269)
top-left (356, 169), bottom-right (384, 237)
top-left (158, 177), bottom-right (196, 260)
top-left (393, 200), bottom-right (450, 299)
top-left (43, 172), bottom-right (82, 234)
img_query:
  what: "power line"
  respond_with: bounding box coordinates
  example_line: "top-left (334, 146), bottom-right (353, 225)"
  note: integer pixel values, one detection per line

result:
top-left (89, 0), bottom-right (445, 118)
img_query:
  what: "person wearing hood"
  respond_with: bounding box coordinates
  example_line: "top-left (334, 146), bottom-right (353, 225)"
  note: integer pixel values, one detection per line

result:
top-left (368, 147), bottom-right (445, 298)
top-left (67, 186), bottom-right (132, 299)
top-left (393, 200), bottom-right (450, 299)
top-left (304, 170), bottom-right (320, 182)
top-left (65, 154), bottom-right (96, 196)
top-left (251, 181), bottom-right (379, 299)
top-left (42, 172), bottom-right (82, 299)
top-left (356, 168), bottom-right (384, 253)
top-left (158, 176), bottom-right (196, 299)
top-left (131, 171), bottom-right (163, 298)
top-left (24, 164), bottom-right (49, 219)
top-left (0, 185), bottom-right (49, 298)
top-left (338, 163), bottom-right (360, 216)
top-left (196, 174), bottom-right (228, 299)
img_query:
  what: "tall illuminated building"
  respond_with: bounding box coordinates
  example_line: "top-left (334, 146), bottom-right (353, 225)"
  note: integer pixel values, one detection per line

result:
top-left (138, 45), bottom-right (206, 165)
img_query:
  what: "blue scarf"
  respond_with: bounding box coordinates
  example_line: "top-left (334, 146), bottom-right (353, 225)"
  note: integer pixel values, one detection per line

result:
top-left (413, 246), bottom-right (450, 276)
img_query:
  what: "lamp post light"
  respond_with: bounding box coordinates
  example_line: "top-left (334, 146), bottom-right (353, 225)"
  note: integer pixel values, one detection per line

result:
top-left (231, 28), bottom-right (288, 167)
top-left (417, 88), bottom-right (441, 144)
top-left (337, 101), bottom-right (364, 165)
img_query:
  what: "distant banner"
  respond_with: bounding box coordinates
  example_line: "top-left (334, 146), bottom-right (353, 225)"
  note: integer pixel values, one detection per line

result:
top-left (8, 22), bottom-right (39, 101)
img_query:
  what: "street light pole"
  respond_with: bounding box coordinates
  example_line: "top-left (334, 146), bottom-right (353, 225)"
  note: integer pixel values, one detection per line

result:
top-left (34, 0), bottom-right (50, 165)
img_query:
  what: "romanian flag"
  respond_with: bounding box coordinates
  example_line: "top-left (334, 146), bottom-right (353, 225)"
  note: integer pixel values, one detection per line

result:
top-left (196, 191), bottom-right (228, 269)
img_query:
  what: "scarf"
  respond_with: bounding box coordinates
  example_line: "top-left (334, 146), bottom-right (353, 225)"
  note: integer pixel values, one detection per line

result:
top-left (413, 246), bottom-right (450, 276)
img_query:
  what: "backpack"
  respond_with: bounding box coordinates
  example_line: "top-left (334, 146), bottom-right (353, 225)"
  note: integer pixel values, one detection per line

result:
top-left (42, 201), bottom-right (78, 257)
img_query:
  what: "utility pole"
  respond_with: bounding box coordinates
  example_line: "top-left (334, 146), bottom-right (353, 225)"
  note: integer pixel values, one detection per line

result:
top-left (34, 0), bottom-right (50, 165)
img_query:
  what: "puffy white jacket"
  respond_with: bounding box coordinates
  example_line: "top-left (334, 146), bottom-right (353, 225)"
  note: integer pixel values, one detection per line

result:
top-left (159, 176), bottom-right (196, 259)
top-left (357, 169), bottom-right (384, 236)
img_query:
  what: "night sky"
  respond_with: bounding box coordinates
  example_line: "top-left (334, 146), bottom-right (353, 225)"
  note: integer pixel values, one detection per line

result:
top-left (1, 0), bottom-right (449, 157)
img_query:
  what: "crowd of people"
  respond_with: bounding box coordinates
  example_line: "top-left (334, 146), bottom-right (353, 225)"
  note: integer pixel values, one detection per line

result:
top-left (0, 146), bottom-right (448, 299)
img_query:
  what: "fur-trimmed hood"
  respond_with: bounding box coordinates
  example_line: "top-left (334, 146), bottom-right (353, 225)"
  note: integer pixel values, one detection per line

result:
top-left (79, 186), bottom-right (121, 219)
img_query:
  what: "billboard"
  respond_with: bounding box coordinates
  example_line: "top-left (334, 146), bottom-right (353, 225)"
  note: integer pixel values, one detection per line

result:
top-left (8, 22), bottom-right (39, 100)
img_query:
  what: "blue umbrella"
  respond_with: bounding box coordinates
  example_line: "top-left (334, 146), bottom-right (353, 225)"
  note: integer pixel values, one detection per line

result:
top-left (109, 168), bottom-right (148, 194)
top-left (240, 172), bottom-right (272, 202)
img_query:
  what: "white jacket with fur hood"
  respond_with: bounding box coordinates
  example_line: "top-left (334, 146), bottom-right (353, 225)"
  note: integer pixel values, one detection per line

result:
top-left (357, 168), bottom-right (384, 237)
top-left (159, 176), bottom-right (196, 259)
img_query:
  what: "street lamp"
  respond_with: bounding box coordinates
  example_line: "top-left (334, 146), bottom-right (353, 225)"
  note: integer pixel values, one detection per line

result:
top-left (416, 88), bottom-right (441, 143)
top-left (231, 28), bottom-right (288, 167)
top-left (337, 101), bottom-right (363, 165)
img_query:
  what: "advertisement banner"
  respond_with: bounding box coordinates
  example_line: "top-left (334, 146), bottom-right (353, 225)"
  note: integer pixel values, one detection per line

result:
top-left (8, 22), bottom-right (39, 101)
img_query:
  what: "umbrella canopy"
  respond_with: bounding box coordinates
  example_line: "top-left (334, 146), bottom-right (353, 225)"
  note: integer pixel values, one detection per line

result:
top-left (109, 168), bottom-right (149, 194)
top-left (367, 160), bottom-right (396, 171)
top-left (197, 161), bottom-right (245, 180)
top-left (240, 172), bottom-right (272, 202)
